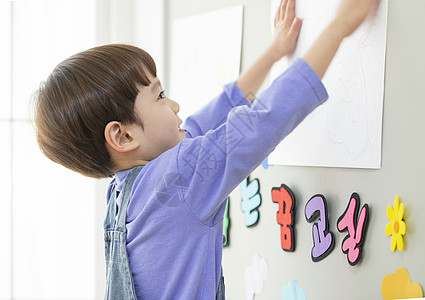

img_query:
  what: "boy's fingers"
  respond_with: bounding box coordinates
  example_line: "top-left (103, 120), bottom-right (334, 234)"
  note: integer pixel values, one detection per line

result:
top-left (275, 0), bottom-right (283, 23)
top-left (284, 0), bottom-right (295, 24)
top-left (274, 11), bottom-right (278, 28)
top-left (274, 0), bottom-right (286, 29)
top-left (279, 0), bottom-right (288, 21)
top-left (289, 17), bottom-right (302, 38)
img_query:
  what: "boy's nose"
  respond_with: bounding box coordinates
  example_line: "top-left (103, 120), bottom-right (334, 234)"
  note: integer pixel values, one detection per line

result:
top-left (170, 99), bottom-right (180, 114)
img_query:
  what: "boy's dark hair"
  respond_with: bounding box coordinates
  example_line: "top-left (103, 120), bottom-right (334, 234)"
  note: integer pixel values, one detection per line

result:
top-left (34, 44), bottom-right (157, 178)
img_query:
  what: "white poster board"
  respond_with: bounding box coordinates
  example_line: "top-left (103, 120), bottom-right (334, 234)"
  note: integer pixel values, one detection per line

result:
top-left (269, 0), bottom-right (388, 169)
top-left (169, 5), bottom-right (243, 121)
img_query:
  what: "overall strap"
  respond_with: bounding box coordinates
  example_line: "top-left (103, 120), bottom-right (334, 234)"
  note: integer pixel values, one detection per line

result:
top-left (104, 165), bottom-right (143, 232)
top-left (115, 165), bottom-right (143, 231)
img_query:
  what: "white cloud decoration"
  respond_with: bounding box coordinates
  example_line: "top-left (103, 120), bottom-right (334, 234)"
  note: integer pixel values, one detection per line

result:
top-left (244, 254), bottom-right (268, 300)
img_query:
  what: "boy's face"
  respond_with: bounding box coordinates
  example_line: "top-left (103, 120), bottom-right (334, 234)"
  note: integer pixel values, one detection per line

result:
top-left (132, 73), bottom-right (186, 161)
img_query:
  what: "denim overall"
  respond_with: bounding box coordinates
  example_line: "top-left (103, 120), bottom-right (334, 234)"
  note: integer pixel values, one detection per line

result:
top-left (104, 165), bottom-right (226, 299)
top-left (104, 166), bottom-right (142, 299)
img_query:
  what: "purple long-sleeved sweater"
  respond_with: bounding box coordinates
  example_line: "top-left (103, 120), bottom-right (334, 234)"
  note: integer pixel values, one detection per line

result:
top-left (108, 58), bottom-right (328, 299)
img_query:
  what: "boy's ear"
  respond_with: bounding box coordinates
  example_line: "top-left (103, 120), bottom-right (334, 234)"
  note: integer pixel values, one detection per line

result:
top-left (104, 121), bottom-right (139, 153)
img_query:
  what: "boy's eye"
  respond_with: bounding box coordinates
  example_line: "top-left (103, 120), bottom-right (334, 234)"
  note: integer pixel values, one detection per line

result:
top-left (158, 90), bottom-right (166, 100)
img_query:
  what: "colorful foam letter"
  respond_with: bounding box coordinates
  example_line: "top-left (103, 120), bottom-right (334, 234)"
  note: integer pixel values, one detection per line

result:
top-left (240, 176), bottom-right (261, 227)
top-left (271, 184), bottom-right (296, 252)
top-left (305, 194), bottom-right (335, 262)
top-left (337, 193), bottom-right (369, 266)
top-left (223, 197), bottom-right (230, 247)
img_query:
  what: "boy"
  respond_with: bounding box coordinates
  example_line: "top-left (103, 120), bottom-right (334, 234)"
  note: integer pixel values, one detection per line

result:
top-left (34, 0), bottom-right (377, 298)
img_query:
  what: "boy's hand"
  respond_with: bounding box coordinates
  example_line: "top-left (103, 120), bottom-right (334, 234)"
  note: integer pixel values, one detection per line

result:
top-left (333, 0), bottom-right (379, 38)
top-left (268, 0), bottom-right (302, 62)
top-left (235, 0), bottom-right (302, 99)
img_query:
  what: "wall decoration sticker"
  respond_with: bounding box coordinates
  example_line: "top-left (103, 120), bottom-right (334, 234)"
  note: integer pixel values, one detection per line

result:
top-left (240, 176), bottom-right (261, 227)
top-left (381, 267), bottom-right (423, 300)
top-left (271, 184), bottom-right (296, 252)
top-left (385, 196), bottom-right (406, 252)
top-left (281, 280), bottom-right (307, 300)
top-left (245, 254), bottom-right (268, 300)
top-left (223, 197), bottom-right (230, 247)
top-left (262, 157), bottom-right (271, 170)
top-left (337, 193), bottom-right (369, 266)
top-left (305, 194), bottom-right (335, 261)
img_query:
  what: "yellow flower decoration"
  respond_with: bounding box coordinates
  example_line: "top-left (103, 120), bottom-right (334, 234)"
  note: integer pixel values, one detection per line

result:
top-left (385, 196), bottom-right (406, 251)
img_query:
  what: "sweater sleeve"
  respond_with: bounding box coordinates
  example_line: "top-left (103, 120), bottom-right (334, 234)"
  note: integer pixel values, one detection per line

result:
top-left (182, 81), bottom-right (251, 138)
top-left (176, 58), bottom-right (329, 226)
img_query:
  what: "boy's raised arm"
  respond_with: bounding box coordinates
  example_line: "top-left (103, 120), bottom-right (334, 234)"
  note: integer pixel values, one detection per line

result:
top-left (183, 0), bottom-right (302, 137)
top-left (302, 0), bottom-right (378, 79)
top-left (177, 0), bottom-right (378, 225)
top-left (236, 0), bottom-right (302, 100)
